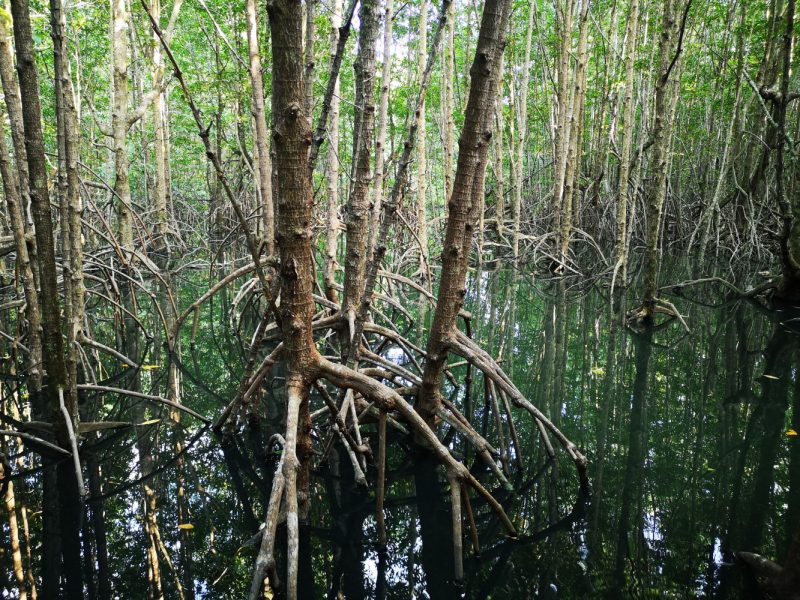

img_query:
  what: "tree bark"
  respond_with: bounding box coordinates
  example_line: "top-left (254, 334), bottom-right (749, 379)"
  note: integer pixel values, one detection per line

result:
top-left (10, 0), bottom-right (82, 596)
top-left (339, 0), bottom-right (380, 359)
top-left (323, 0), bottom-right (343, 303)
top-left (642, 0), bottom-right (680, 314)
top-left (612, 0), bottom-right (641, 289)
top-left (417, 0), bottom-right (513, 425)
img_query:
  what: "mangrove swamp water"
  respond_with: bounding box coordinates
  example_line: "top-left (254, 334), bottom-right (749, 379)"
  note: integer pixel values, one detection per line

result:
top-left (4, 269), bottom-right (798, 599)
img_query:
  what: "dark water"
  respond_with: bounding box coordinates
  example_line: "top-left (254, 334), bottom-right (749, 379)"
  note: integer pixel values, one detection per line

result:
top-left (302, 272), bottom-right (798, 599)
top-left (5, 269), bottom-right (798, 599)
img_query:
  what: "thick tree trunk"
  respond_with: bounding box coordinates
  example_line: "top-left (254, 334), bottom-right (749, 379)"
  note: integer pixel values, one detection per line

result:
top-left (417, 0), bottom-right (513, 425)
top-left (265, 0), bottom-right (322, 595)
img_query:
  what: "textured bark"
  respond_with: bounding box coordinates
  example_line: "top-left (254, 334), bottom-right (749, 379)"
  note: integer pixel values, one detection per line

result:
top-left (10, 0), bottom-right (81, 596)
top-left (418, 0), bottom-right (513, 424)
top-left (642, 0), bottom-right (679, 313)
top-left (246, 0), bottom-right (275, 255)
top-left (323, 0), bottom-right (343, 303)
top-left (339, 0), bottom-right (380, 359)
top-left (266, 0), bottom-right (321, 594)
top-left (613, 0), bottom-right (641, 289)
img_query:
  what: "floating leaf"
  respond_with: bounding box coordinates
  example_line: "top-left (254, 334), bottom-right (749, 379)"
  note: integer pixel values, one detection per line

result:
top-left (764, 375), bottom-right (779, 380)
top-left (142, 365), bottom-right (160, 370)
top-left (787, 430), bottom-right (798, 436)
top-left (140, 419), bottom-right (161, 426)
top-left (178, 524), bottom-right (195, 530)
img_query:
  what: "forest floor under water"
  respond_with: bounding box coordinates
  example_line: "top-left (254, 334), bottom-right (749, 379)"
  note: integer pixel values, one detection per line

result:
top-left (73, 263), bottom-right (800, 599)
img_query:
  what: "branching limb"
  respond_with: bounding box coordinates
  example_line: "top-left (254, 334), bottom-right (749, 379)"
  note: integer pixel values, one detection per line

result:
top-left (317, 356), bottom-right (517, 536)
top-left (435, 403), bottom-right (512, 490)
top-left (77, 384), bottom-right (210, 424)
top-left (448, 330), bottom-right (588, 485)
top-left (248, 436), bottom-right (286, 600)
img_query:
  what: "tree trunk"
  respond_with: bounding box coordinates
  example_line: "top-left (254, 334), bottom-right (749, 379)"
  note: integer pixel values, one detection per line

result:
top-left (11, 0), bottom-right (82, 595)
top-left (416, 0), bottom-right (430, 342)
top-left (642, 0), bottom-right (679, 314)
top-left (339, 0), bottom-right (380, 360)
top-left (323, 0), bottom-right (343, 303)
top-left (613, 0), bottom-right (641, 289)
top-left (417, 0), bottom-right (513, 425)
top-left (558, 0), bottom-right (590, 263)
top-left (246, 0), bottom-right (274, 255)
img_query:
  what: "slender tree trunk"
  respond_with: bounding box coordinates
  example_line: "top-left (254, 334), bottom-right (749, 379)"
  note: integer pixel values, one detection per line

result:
top-left (416, 0), bottom-right (430, 342)
top-left (111, 2), bottom-right (163, 594)
top-left (246, 0), bottom-right (275, 255)
top-left (613, 0), bottom-right (640, 289)
top-left (512, 0), bottom-right (535, 267)
top-left (51, 0), bottom-right (85, 428)
top-left (11, 0), bottom-right (82, 595)
top-left (642, 0), bottom-right (679, 314)
top-left (492, 55), bottom-right (505, 238)
top-left (558, 0), bottom-right (590, 262)
top-left (323, 0), bottom-right (343, 303)
top-left (2, 436), bottom-right (27, 600)
top-left (339, 0), bottom-right (380, 359)
top-left (443, 0), bottom-right (455, 204)
top-left (552, 0), bottom-right (576, 261)
top-left (304, 0), bottom-right (316, 117)
top-left (369, 0), bottom-right (395, 257)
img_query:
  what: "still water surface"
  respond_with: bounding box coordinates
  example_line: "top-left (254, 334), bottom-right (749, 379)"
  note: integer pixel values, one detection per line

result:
top-left (305, 272), bottom-right (798, 599)
top-left (44, 269), bottom-right (798, 599)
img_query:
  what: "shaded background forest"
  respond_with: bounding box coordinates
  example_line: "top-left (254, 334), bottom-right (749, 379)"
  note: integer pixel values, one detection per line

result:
top-left (0, 0), bottom-right (799, 597)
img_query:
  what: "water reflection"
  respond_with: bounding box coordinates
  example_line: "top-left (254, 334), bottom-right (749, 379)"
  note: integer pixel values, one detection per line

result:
top-left (292, 273), bottom-right (798, 598)
top-left (12, 272), bottom-right (799, 599)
